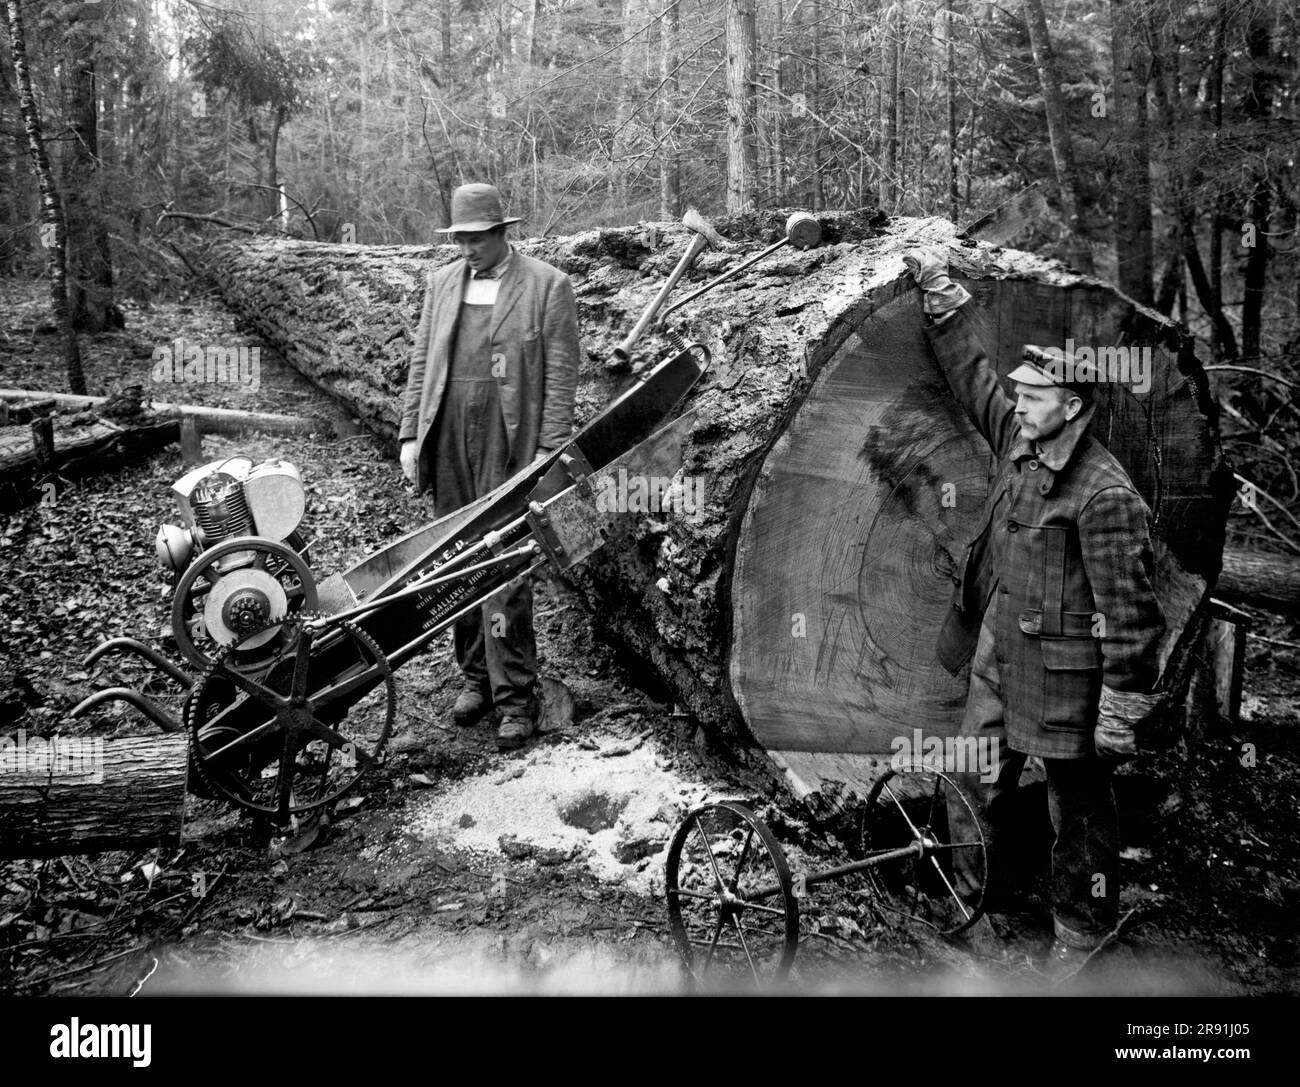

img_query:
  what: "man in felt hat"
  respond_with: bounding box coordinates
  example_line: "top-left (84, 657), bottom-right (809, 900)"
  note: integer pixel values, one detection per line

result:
top-left (399, 183), bottom-right (580, 750)
top-left (902, 246), bottom-right (1166, 979)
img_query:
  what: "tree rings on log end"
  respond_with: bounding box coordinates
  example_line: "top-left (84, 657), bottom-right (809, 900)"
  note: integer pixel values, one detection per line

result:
top-left (730, 275), bottom-right (1231, 775)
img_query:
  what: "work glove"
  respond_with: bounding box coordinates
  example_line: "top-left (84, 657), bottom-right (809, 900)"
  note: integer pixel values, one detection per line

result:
top-left (902, 246), bottom-right (972, 317)
top-left (1094, 715), bottom-right (1137, 761)
top-left (399, 439), bottom-right (420, 483)
top-left (1093, 685), bottom-right (1162, 762)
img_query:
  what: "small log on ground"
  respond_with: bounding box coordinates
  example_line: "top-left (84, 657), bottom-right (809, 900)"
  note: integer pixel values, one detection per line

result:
top-left (1216, 547), bottom-right (1300, 614)
top-left (0, 389), bottom-right (325, 438)
top-left (0, 733), bottom-right (188, 858)
top-left (0, 412), bottom-right (180, 510)
top-left (199, 213), bottom-right (1232, 803)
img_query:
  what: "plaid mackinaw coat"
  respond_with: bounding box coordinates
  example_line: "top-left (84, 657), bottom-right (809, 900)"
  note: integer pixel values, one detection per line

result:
top-left (926, 306), bottom-right (1167, 759)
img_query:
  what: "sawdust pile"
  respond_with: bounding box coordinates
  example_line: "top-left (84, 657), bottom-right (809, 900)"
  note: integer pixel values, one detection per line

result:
top-left (408, 739), bottom-right (713, 894)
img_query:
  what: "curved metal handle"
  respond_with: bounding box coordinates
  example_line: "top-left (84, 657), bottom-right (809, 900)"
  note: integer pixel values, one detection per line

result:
top-left (84, 636), bottom-right (194, 689)
top-left (71, 687), bottom-right (184, 733)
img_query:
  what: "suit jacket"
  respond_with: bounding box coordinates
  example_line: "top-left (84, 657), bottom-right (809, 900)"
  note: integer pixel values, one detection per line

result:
top-left (926, 305), bottom-right (1166, 758)
top-left (399, 249), bottom-right (580, 498)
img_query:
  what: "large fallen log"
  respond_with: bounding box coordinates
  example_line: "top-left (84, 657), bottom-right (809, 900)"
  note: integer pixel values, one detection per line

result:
top-left (0, 733), bottom-right (188, 858)
top-left (200, 212), bottom-right (1232, 803)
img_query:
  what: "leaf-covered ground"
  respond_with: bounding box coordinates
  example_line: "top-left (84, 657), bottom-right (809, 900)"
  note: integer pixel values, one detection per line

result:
top-left (1, 281), bottom-right (1297, 995)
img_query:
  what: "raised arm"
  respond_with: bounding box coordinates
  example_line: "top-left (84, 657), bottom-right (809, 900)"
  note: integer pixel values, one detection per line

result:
top-left (906, 247), bottom-right (1018, 459)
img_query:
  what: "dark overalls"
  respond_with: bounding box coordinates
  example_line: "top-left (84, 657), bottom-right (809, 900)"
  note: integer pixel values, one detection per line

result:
top-left (431, 300), bottom-right (537, 715)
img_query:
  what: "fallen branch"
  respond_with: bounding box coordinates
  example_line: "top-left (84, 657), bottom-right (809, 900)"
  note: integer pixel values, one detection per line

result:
top-left (226, 182), bottom-right (321, 240)
top-left (156, 210), bottom-right (260, 234)
top-left (1247, 631), bottom-right (1300, 652)
top-left (1206, 364), bottom-right (1298, 392)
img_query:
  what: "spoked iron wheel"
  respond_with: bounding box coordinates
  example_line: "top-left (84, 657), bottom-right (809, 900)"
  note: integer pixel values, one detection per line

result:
top-left (665, 802), bottom-right (799, 988)
top-left (185, 615), bottom-right (395, 820)
top-left (860, 769), bottom-right (988, 936)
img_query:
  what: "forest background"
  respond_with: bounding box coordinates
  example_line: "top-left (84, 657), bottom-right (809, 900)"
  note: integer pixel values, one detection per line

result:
top-left (1, 0), bottom-right (1297, 552)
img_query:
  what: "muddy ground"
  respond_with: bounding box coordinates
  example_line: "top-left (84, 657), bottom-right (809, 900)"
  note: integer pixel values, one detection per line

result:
top-left (1, 280), bottom-right (1297, 996)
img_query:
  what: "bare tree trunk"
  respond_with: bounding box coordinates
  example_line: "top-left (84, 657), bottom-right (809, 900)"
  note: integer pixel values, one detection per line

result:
top-left (442, 0), bottom-right (452, 69)
top-left (725, 0), bottom-right (758, 212)
top-left (1210, 3), bottom-right (1226, 360)
top-left (4, 0), bottom-right (86, 394)
top-left (522, 0), bottom-right (537, 65)
top-left (810, 0), bottom-right (824, 210)
top-left (1241, 10), bottom-right (1274, 364)
top-left (1110, 0), bottom-right (1153, 304)
top-left (1148, 16), bottom-right (1182, 319)
top-left (1182, 208), bottom-right (1240, 359)
top-left (947, 1), bottom-right (959, 221)
top-left (771, 0), bottom-right (785, 205)
top-left (611, 0), bottom-right (639, 208)
top-left (267, 105), bottom-right (286, 222)
top-left (62, 4), bottom-right (116, 333)
top-left (658, 0), bottom-right (681, 218)
top-left (1023, 0), bottom-right (1092, 271)
top-left (879, 3), bottom-right (900, 210)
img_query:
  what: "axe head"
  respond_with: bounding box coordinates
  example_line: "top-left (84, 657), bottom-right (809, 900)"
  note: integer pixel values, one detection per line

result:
top-left (681, 206), bottom-right (724, 249)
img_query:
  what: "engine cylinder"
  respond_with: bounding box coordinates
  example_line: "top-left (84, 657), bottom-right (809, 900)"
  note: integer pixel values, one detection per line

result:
top-left (192, 475), bottom-right (252, 543)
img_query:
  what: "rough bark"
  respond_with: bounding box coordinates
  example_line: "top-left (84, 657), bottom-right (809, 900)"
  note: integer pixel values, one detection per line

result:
top-left (0, 734), bottom-right (188, 858)
top-left (198, 212), bottom-right (1231, 802)
top-left (1217, 548), bottom-right (1300, 614)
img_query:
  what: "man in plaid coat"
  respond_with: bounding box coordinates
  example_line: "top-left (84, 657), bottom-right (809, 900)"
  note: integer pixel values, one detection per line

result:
top-left (904, 246), bottom-right (1166, 974)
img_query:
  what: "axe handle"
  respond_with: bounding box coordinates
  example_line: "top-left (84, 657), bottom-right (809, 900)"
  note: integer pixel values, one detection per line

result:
top-left (613, 231), bottom-right (710, 362)
top-left (658, 237), bottom-right (789, 326)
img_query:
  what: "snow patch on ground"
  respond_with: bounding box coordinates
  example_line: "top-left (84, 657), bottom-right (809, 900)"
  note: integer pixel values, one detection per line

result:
top-left (408, 739), bottom-right (711, 894)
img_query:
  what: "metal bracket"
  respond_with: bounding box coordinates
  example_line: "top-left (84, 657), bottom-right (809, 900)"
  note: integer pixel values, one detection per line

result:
top-left (524, 500), bottom-right (571, 571)
top-left (558, 448), bottom-right (594, 499)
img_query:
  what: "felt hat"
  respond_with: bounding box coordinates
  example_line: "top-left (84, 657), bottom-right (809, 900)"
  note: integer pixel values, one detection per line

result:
top-left (437, 183), bottom-right (522, 234)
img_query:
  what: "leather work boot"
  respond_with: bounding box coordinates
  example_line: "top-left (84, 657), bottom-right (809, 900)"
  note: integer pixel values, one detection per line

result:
top-left (451, 682), bottom-right (493, 727)
top-left (496, 714), bottom-right (536, 752)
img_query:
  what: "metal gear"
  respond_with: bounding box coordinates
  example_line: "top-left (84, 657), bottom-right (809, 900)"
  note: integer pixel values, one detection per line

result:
top-left (185, 611), bottom-right (395, 819)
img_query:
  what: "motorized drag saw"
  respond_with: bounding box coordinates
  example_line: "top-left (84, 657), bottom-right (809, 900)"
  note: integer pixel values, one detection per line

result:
top-left (72, 209), bottom-right (822, 826)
